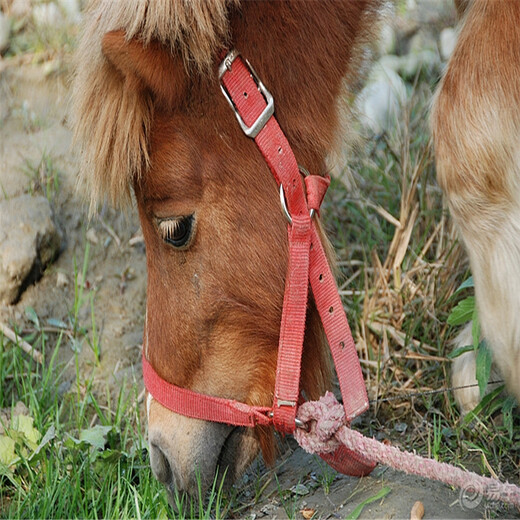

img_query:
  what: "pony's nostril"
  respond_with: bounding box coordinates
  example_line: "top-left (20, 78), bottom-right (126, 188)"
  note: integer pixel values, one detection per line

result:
top-left (149, 442), bottom-right (173, 485)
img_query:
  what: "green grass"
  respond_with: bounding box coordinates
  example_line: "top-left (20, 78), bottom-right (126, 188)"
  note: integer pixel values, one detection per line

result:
top-left (0, 318), bottom-right (249, 519)
top-left (314, 458), bottom-right (337, 495)
top-left (22, 151), bottom-right (61, 201)
top-left (0, 328), bottom-right (171, 519)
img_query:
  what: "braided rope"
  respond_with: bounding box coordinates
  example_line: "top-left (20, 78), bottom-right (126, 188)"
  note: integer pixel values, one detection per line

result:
top-left (294, 392), bottom-right (520, 508)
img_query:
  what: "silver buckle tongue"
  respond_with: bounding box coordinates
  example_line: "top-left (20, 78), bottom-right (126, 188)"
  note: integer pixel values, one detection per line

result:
top-left (219, 49), bottom-right (275, 139)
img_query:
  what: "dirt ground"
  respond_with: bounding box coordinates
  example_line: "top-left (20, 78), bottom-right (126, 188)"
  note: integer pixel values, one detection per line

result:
top-left (242, 437), bottom-right (504, 519)
top-left (0, 15), bottom-right (518, 520)
top-left (0, 62), bottom-right (147, 392)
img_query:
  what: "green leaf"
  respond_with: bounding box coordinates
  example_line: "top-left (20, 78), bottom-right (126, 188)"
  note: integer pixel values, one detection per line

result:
top-left (345, 486), bottom-right (392, 520)
top-left (156, 505), bottom-right (169, 520)
top-left (471, 310), bottom-right (480, 349)
top-left (447, 296), bottom-right (475, 326)
top-left (475, 341), bottom-right (492, 398)
top-left (79, 425), bottom-right (112, 450)
top-left (64, 433), bottom-right (81, 449)
top-left (47, 318), bottom-right (69, 329)
top-left (502, 396), bottom-right (516, 439)
top-left (447, 344), bottom-right (474, 359)
top-left (11, 415), bottom-right (41, 451)
top-left (0, 435), bottom-right (17, 469)
top-left (30, 425), bottom-right (56, 461)
top-left (454, 276), bottom-right (474, 294)
top-left (98, 448), bottom-right (124, 463)
top-left (461, 385), bottom-right (504, 426)
top-left (25, 307), bottom-right (40, 328)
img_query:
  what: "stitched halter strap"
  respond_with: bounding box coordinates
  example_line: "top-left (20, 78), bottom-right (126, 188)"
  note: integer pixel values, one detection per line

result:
top-left (142, 50), bottom-right (373, 475)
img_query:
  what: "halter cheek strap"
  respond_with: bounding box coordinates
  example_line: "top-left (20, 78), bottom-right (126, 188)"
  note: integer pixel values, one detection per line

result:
top-left (143, 50), bottom-right (374, 477)
top-left (218, 51), bottom-right (369, 425)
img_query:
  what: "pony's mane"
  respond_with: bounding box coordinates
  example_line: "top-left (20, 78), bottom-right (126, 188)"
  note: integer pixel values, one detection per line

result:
top-left (71, 0), bottom-right (237, 209)
top-left (71, 0), bottom-right (381, 210)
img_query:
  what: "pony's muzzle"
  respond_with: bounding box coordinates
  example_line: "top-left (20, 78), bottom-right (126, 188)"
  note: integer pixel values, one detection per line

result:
top-left (148, 399), bottom-right (260, 498)
top-left (148, 417), bottom-right (233, 497)
top-left (149, 441), bottom-right (173, 485)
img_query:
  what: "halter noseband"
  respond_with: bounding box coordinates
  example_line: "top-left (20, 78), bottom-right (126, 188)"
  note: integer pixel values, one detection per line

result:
top-left (142, 50), bottom-right (374, 475)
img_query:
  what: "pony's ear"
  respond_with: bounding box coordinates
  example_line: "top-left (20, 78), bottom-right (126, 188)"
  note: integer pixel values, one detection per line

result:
top-left (101, 30), bottom-right (186, 108)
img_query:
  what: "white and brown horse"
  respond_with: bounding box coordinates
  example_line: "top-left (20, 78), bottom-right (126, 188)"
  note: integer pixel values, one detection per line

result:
top-left (72, 0), bottom-right (520, 499)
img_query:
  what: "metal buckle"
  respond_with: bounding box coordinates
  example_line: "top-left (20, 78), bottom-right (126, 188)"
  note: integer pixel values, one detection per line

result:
top-left (219, 49), bottom-right (275, 139)
top-left (280, 167), bottom-right (316, 224)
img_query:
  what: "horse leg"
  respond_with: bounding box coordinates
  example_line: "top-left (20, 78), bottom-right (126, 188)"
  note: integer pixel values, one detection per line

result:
top-left (431, 0), bottom-right (520, 412)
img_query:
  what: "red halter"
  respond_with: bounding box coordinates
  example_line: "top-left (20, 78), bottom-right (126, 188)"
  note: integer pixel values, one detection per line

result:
top-left (143, 50), bottom-right (374, 476)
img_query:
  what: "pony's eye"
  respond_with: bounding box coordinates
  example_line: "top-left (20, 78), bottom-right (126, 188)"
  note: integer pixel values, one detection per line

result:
top-left (157, 215), bottom-right (195, 248)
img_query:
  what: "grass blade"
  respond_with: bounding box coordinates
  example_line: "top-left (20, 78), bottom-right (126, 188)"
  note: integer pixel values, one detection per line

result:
top-left (345, 486), bottom-right (392, 520)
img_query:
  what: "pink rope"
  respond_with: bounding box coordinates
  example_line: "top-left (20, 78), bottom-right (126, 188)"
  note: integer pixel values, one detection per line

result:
top-left (294, 392), bottom-right (520, 508)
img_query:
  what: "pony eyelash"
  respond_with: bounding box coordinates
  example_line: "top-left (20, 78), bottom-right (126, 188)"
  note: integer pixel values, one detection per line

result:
top-left (158, 218), bottom-right (182, 242)
top-left (156, 214), bottom-right (195, 249)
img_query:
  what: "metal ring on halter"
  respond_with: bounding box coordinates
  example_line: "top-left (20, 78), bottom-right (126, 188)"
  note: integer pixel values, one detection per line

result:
top-left (268, 411), bottom-right (309, 431)
top-left (295, 417), bottom-right (310, 431)
top-left (279, 166), bottom-right (315, 224)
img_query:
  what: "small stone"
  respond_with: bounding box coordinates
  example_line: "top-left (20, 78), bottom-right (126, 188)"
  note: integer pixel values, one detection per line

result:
top-left (411, 500), bottom-right (425, 520)
top-left (86, 228), bottom-right (99, 244)
top-left (33, 2), bottom-right (63, 28)
top-left (57, 0), bottom-right (81, 24)
top-left (378, 23), bottom-right (396, 56)
top-left (12, 401), bottom-right (29, 417)
top-left (0, 13), bottom-right (11, 55)
top-left (399, 49), bottom-right (440, 80)
top-left (290, 483), bottom-right (310, 496)
top-left (9, 0), bottom-right (31, 19)
top-left (378, 54), bottom-right (403, 75)
top-left (440, 27), bottom-right (457, 61)
top-left (56, 272), bottom-right (69, 288)
top-left (394, 421), bottom-right (408, 433)
top-left (408, 29), bottom-right (437, 55)
top-left (356, 61), bottom-right (407, 135)
top-left (0, 195), bottom-right (63, 304)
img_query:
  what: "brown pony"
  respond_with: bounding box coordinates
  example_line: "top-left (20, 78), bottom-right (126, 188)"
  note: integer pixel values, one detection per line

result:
top-left (431, 0), bottom-right (520, 413)
top-left (71, 0), bottom-right (520, 499)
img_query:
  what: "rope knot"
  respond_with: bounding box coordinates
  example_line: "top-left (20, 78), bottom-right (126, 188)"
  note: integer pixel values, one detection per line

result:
top-left (294, 392), bottom-right (346, 454)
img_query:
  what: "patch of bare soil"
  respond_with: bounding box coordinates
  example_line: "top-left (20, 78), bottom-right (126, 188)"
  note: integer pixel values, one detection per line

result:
top-left (0, 62), bottom-right (147, 394)
top-left (240, 438), bottom-right (498, 519)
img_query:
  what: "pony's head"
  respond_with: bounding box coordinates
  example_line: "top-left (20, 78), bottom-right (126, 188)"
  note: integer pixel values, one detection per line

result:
top-left (72, 0), bottom-right (379, 498)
